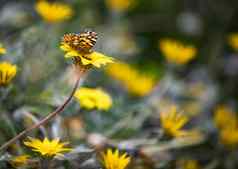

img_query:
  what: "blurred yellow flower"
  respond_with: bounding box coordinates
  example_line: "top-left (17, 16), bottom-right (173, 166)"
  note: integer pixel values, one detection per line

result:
top-left (0, 61), bottom-right (17, 86)
top-left (105, 62), bottom-right (156, 96)
top-left (74, 87), bottom-right (112, 110)
top-left (228, 33), bottom-right (238, 51)
top-left (102, 149), bottom-right (131, 169)
top-left (160, 106), bottom-right (190, 137)
top-left (61, 32), bottom-right (114, 68)
top-left (35, 1), bottom-right (73, 23)
top-left (10, 155), bottom-right (30, 168)
top-left (219, 125), bottom-right (238, 147)
top-left (159, 39), bottom-right (197, 65)
top-left (178, 159), bottom-right (201, 169)
top-left (0, 43), bottom-right (6, 54)
top-left (105, 0), bottom-right (133, 12)
top-left (213, 105), bottom-right (238, 147)
top-left (24, 137), bottom-right (72, 157)
top-left (214, 105), bottom-right (237, 129)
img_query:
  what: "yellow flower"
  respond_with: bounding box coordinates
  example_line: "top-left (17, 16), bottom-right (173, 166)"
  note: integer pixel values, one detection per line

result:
top-left (0, 43), bottom-right (6, 54)
top-left (35, 1), bottom-right (73, 23)
top-left (159, 38), bottom-right (197, 65)
top-left (74, 87), bottom-right (112, 110)
top-left (10, 155), bottom-right (30, 167)
top-left (102, 149), bottom-right (131, 169)
top-left (24, 137), bottom-right (72, 157)
top-left (178, 159), bottom-right (201, 169)
top-left (105, 0), bottom-right (133, 12)
top-left (160, 106), bottom-right (190, 137)
top-left (219, 125), bottom-right (238, 147)
top-left (228, 33), bottom-right (238, 51)
top-left (214, 105), bottom-right (237, 129)
top-left (213, 105), bottom-right (238, 147)
top-left (105, 62), bottom-right (156, 96)
top-left (0, 61), bottom-right (17, 86)
top-left (61, 43), bottom-right (114, 68)
top-left (60, 31), bottom-right (114, 68)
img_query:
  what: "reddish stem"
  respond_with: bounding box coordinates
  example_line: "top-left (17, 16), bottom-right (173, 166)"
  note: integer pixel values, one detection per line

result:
top-left (0, 68), bottom-right (84, 151)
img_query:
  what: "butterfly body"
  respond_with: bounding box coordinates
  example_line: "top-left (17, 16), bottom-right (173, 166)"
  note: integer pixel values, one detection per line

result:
top-left (62, 31), bottom-right (98, 54)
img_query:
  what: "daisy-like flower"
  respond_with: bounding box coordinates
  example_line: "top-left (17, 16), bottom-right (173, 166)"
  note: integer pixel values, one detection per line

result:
top-left (0, 61), bottom-right (17, 86)
top-left (74, 87), bottom-right (112, 110)
top-left (213, 105), bottom-right (238, 147)
top-left (0, 43), bottom-right (6, 55)
top-left (214, 105), bottom-right (237, 129)
top-left (10, 155), bottom-right (30, 168)
top-left (160, 106), bottom-right (190, 137)
top-left (228, 33), bottom-right (238, 51)
top-left (219, 124), bottom-right (238, 147)
top-left (177, 159), bottom-right (201, 169)
top-left (60, 31), bottom-right (114, 68)
top-left (35, 0), bottom-right (73, 23)
top-left (102, 149), bottom-right (131, 169)
top-left (159, 38), bottom-right (197, 65)
top-left (105, 62), bottom-right (156, 96)
top-left (24, 137), bottom-right (72, 157)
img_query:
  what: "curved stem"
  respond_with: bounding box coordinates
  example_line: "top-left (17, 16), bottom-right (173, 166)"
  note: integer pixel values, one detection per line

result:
top-left (18, 111), bottom-right (48, 136)
top-left (0, 68), bottom-right (84, 151)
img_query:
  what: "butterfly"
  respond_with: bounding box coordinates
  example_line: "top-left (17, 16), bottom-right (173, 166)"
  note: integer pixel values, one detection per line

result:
top-left (62, 30), bottom-right (98, 54)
